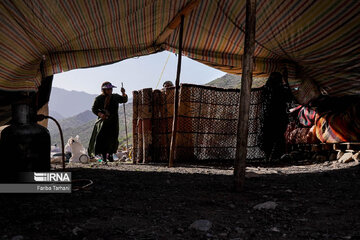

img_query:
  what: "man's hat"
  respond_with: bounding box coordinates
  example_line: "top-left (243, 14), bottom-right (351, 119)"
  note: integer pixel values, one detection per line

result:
top-left (101, 81), bottom-right (117, 89)
top-left (162, 81), bottom-right (174, 88)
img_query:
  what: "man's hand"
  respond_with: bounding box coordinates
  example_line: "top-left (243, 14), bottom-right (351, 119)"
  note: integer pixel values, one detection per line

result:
top-left (98, 112), bottom-right (107, 120)
top-left (121, 87), bottom-right (126, 96)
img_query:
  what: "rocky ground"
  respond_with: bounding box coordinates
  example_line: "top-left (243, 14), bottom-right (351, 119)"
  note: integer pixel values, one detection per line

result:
top-left (0, 160), bottom-right (359, 240)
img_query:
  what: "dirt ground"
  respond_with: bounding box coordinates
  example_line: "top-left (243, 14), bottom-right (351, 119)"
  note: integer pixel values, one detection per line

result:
top-left (0, 159), bottom-right (359, 240)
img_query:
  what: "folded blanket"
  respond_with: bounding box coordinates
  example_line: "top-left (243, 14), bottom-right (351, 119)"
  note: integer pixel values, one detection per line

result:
top-left (315, 104), bottom-right (360, 143)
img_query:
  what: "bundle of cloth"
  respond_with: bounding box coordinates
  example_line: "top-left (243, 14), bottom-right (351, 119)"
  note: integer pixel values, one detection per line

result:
top-left (285, 96), bottom-right (360, 144)
top-left (284, 106), bottom-right (319, 144)
top-left (284, 121), bottom-right (318, 144)
top-left (315, 102), bottom-right (360, 143)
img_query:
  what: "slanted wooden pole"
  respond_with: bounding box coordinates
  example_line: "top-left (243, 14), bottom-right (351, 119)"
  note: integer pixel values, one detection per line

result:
top-left (234, 0), bottom-right (257, 191)
top-left (155, 0), bottom-right (199, 46)
top-left (169, 15), bottom-right (184, 168)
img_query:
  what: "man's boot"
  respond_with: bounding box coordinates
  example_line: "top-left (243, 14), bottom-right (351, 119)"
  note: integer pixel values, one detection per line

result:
top-left (108, 154), bottom-right (114, 162)
top-left (102, 153), bottom-right (107, 164)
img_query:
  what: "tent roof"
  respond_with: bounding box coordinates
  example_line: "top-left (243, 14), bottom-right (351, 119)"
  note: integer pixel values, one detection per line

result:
top-left (1, 0), bottom-right (359, 99)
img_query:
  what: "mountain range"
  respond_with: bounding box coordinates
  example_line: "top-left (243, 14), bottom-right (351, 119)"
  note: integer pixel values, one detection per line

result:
top-left (49, 87), bottom-right (98, 119)
top-left (48, 89), bottom-right (132, 149)
top-left (206, 73), bottom-right (267, 89)
top-left (48, 73), bottom-right (268, 149)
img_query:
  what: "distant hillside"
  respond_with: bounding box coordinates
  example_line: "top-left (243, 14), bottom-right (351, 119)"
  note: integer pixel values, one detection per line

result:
top-left (206, 74), bottom-right (267, 89)
top-left (48, 110), bottom-right (96, 133)
top-left (49, 102), bottom-right (132, 149)
top-left (49, 110), bottom-right (64, 120)
top-left (49, 87), bottom-right (98, 118)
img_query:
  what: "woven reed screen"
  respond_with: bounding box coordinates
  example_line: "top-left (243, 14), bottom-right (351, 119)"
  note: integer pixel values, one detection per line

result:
top-left (133, 84), bottom-right (265, 164)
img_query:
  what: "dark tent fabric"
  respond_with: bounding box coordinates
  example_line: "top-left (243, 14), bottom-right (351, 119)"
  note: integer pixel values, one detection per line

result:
top-left (0, 0), bottom-right (359, 123)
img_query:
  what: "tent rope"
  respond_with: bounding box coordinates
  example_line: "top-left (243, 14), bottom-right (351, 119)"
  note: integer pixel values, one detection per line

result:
top-left (155, 52), bottom-right (171, 89)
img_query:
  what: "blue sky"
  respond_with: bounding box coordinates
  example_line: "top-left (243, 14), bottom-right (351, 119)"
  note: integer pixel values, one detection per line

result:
top-left (53, 51), bottom-right (225, 95)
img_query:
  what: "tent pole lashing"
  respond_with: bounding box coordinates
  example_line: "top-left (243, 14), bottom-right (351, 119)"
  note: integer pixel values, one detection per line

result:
top-left (155, 0), bottom-right (199, 46)
top-left (233, 0), bottom-right (257, 191)
top-left (169, 15), bottom-right (184, 168)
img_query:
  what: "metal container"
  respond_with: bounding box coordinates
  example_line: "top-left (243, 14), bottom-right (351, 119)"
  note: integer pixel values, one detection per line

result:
top-left (0, 101), bottom-right (50, 171)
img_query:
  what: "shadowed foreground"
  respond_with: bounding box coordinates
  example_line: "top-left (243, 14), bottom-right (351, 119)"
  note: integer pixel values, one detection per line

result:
top-left (0, 162), bottom-right (359, 240)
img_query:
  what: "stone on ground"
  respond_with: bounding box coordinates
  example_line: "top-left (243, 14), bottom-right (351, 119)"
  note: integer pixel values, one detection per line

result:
top-left (253, 201), bottom-right (278, 210)
top-left (189, 219), bottom-right (212, 232)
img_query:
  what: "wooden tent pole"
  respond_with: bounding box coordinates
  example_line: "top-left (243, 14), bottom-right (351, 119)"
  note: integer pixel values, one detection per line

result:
top-left (234, 0), bottom-right (257, 191)
top-left (121, 82), bottom-right (129, 151)
top-left (169, 15), bottom-right (184, 168)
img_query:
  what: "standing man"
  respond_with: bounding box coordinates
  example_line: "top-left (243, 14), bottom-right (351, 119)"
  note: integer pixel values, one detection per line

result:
top-left (88, 81), bottom-right (128, 163)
